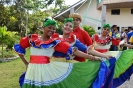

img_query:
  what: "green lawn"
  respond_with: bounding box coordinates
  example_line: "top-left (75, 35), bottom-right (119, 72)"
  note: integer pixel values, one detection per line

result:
top-left (0, 49), bottom-right (30, 88)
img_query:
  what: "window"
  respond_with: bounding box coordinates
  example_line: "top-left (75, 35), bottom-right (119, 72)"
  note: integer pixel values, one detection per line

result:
top-left (131, 9), bottom-right (133, 14)
top-left (117, 27), bottom-right (120, 32)
top-left (111, 9), bottom-right (120, 15)
top-left (98, 27), bottom-right (101, 30)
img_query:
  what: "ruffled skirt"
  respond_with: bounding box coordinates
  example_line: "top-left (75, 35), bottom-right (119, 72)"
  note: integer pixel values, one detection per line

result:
top-left (105, 49), bottom-right (133, 87)
top-left (21, 60), bottom-right (112, 88)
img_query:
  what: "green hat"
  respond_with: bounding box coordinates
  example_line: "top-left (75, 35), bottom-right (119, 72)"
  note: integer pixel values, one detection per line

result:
top-left (64, 18), bottom-right (74, 27)
top-left (103, 24), bottom-right (111, 30)
top-left (43, 18), bottom-right (56, 28)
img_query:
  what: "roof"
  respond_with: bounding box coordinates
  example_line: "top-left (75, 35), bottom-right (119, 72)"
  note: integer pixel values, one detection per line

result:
top-left (52, 0), bottom-right (87, 22)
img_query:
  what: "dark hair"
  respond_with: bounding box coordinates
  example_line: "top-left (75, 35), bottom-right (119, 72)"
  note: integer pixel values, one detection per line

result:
top-left (42, 18), bottom-right (50, 28)
top-left (111, 25), bottom-right (117, 29)
top-left (125, 29), bottom-right (128, 31)
top-left (131, 27), bottom-right (133, 30)
top-left (43, 18), bottom-right (49, 22)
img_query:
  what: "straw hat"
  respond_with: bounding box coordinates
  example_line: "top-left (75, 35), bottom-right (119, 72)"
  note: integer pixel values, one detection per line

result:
top-left (69, 13), bottom-right (82, 21)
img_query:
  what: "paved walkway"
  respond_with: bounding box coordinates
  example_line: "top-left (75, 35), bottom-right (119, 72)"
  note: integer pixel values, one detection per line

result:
top-left (118, 75), bottom-right (133, 88)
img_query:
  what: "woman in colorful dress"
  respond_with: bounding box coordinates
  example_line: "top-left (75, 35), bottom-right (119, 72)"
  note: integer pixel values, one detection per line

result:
top-left (15, 18), bottom-right (112, 88)
top-left (92, 24), bottom-right (133, 87)
top-left (51, 18), bottom-right (116, 88)
top-left (53, 19), bottom-right (133, 87)
top-left (52, 18), bottom-right (112, 62)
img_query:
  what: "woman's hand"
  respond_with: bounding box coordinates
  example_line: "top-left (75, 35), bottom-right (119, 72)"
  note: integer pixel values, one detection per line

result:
top-left (104, 55), bottom-right (113, 59)
top-left (90, 56), bottom-right (101, 61)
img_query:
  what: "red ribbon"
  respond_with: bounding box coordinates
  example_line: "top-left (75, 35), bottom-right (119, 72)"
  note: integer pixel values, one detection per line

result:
top-left (30, 55), bottom-right (50, 64)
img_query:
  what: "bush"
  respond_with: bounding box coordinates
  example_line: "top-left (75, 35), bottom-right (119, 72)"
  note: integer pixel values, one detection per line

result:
top-left (0, 50), bottom-right (16, 58)
top-left (5, 31), bottom-right (20, 50)
top-left (83, 25), bottom-right (96, 37)
top-left (0, 26), bottom-right (20, 60)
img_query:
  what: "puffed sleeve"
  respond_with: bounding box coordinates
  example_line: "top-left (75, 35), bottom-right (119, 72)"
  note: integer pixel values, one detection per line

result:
top-left (54, 42), bottom-right (77, 60)
top-left (73, 39), bottom-right (87, 52)
top-left (13, 36), bottom-right (30, 55)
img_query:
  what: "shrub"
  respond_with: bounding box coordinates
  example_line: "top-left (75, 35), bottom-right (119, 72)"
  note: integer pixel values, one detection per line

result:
top-left (5, 31), bottom-right (20, 50)
top-left (83, 25), bottom-right (96, 37)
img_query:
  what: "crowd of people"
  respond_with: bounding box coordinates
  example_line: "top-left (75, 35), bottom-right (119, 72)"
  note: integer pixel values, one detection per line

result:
top-left (109, 25), bottom-right (133, 51)
top-left (13, 13), bottom-right (133, 88)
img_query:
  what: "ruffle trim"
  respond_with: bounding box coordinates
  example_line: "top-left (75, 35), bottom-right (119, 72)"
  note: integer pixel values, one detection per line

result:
top-left (59, 34), bottom-right (76, 44)
top-left (92, 61), bottom-right (110, 88)
top-left (19, 72), bottom-right (26, 88)
top-left (66, 47), bottom-right (77, 60)
top-left (29, 34), bottom-right (61, 49)
top-left (114, 50), bottom-right (133, 78)
top-left (13, 44), bottom-right (26, 55)
top-left (114, 62), bottom-right (133, 79)
top-left (94, 34), bottom-right (112, 46)
top-left (29, 34), bottom-right (59, 46)
top-left (113, 65), bottom-right (133, 87)
top-left (30, 40), bottom-right (60, 49)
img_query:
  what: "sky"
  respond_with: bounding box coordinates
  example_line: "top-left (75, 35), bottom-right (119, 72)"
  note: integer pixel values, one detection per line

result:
top-left (65, 0), bottom-right (80, 5)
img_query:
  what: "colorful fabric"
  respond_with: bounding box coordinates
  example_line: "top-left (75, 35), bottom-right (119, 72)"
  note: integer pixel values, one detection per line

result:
top-left (93, 34), bottom-right (111, 46)
top-left (105, 50), bottom-right (133, 87)
top-left (129, 35), bottom-right (133, 43)
top-left (93, 34), bottom-right (133, 86)
top-left (43, 18), bottom-right (56, 28)
top-left (101, 58), bottom-right (116, 88)
top-left (113, 65), bottom-right (133, 87)
top-left (127, 31), bottom-right (133, 42)
top-left (70, 27), bottom-right (92, 62)
top-left (53, 35), bottom-right (87, 59)
top-left (64, 18), bottom-right (74, 27)
top-left (15, 34), bottom-right (112, 88)
top-left (103, 24), bottom-right (111, 30)
top-left (114, 49), bottom-right (133, 78)
top-left (19, 60), bottom-right (114, 88)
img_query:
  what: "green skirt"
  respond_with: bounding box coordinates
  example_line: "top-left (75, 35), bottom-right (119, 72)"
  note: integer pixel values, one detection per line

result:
top-left (22, 61), bottom-right (104, 88)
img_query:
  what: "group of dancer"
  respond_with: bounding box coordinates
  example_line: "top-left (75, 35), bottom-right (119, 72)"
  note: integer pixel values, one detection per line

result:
top-left (13, 13), bottom-right (133, 88)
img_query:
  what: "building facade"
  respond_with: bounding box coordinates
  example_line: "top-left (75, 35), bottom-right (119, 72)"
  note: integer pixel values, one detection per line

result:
top-left (53, 0), bottom-right (133, 32)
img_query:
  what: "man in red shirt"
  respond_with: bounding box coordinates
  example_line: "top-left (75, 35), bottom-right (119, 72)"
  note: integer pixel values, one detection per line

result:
top-left (69, 13), bottom-right (92, 62)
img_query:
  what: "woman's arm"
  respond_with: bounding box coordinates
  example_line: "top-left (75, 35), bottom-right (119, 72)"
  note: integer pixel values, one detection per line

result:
top-left (88, 49), bottom-right (111, 59)
top-left (19, 55), bottom-right (29, 69)
top-left (73, 50), bottom-right (101, 61)
top-left (19, 55), bottom-right (29, 66)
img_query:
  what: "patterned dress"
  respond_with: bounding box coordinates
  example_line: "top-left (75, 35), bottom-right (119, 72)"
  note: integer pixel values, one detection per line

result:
top-left (14, 34), bottom-right (111, 88)
top-left (93, 34), bottom-right (133, 87)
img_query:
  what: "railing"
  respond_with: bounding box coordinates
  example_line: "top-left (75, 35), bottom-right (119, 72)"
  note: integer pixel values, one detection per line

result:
top-left (97, 0), bottom-right (103, 4)
top-left (103, 0), bottom-right (133, 4)
top-left (97, 0), bottom-right (133, 5)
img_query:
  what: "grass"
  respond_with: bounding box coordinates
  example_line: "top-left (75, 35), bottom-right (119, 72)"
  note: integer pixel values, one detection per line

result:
top-left (0, 49), bottom-right (30, 88)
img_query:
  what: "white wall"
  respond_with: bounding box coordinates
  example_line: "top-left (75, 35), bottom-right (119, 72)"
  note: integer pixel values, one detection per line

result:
top-left (75, 0), bottom-right (133, 32)
top-left (106, 8), bottom-right (133, 31)
top-left (76, 0), bottom-right (102, 31)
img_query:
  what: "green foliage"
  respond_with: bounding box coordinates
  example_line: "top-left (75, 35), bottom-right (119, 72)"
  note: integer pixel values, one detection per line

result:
top-left (0, 0), bottom-right (68, 37)
top-left (56, 21), bottom-right (63, 35)
top-left (0, 51), bottom-right (16, 58)
top-left (5, 31), bottom-right (20, 50)
top-left (83, 25), bottom-right (96, 37)
top-left (0, 26), bottom-right (20, 50)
